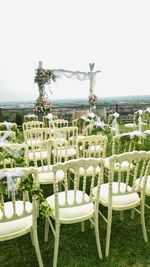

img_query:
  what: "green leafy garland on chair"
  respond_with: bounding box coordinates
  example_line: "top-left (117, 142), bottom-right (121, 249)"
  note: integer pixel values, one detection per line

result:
top-left (0, 148), bottom-right (51, 217)
top-left (114, 134), bottom-right (144, 154)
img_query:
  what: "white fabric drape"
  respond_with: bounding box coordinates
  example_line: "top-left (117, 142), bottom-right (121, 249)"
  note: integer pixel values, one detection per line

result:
top-left (52, 69), bottom-right (100, 95)
top-left (0, 168), bottom-right (24, 195)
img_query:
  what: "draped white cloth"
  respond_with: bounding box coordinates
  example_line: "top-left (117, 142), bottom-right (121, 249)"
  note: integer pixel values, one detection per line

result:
top-left (0, 168), bottom-right (24, 195)
top-left (0, 132), bottom-right (10, 146)
top-left (112, 112), bottom-right (120, 135)
top-left (4, 121), bottom-right (13, 131)
top-left (52, 69), bottom-right (101, 94)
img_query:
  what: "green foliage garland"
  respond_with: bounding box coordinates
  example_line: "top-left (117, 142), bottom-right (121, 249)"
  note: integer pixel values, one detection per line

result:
top-left (34, 68), bottom-right (56, 87)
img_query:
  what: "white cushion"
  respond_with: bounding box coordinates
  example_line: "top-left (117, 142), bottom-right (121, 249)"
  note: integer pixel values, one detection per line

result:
top-left (46, 190), bottom-right (93, 221)
top-left (52, 147), bottom-right (76, 158)
top-left (93, 182), bottom-right (140, 209)
top-left (28, 150), bottom-right (48, 160)
top-left (38, 165), bottom-right (64, 184)
top-left (26, 139), bottom-right (41, 146)
top-left (89, 145), bottom-right (103, 153)
top-left (79, 165), bottom-right (100, 176)
top-left (135, 175), bottom-right (150, 195)
top-left (144, 130), bottom-right (150, 135)
top-left (124, 123), bottom-right (137, 128)
top-left (0, 201), bottom-right (32, 236)
top-left (104, 158), bottom-right (133, 172)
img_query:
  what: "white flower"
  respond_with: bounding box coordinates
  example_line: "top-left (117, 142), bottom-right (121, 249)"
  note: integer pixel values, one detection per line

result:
top-left (84, 118), bottom-right (91, 122)
top-left (146, 108), bottom-right (150, 113)
top-left (113, 112), bottom-right (119, 118)
top-left (88, 112), bottom-right (95, 118)
top-left (138, 109), bottom-right (143, 115)
top-left (47, 113), bottom-right (53, 120)
top-left (81, 116), bottom-right (87, 121)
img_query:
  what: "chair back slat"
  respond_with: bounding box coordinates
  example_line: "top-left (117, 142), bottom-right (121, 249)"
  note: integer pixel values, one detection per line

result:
top-left (0, 167), bottom-right (38, 223)
top-left (108, 151), bottom-right (150, 198)
top-left (52, 158), bottom-right (105, 216)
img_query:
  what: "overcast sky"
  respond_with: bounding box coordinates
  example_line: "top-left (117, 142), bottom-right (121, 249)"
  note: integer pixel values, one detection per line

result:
top-left (0, 0), bottom-right (150, 102)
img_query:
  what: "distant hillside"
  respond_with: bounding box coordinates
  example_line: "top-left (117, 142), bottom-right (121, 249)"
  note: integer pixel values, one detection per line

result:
top-left (0, 95), bottom-right (150, 108)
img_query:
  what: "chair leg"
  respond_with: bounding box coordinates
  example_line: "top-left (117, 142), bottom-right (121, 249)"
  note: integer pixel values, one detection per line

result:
top-left (31, 228), bottom-right (44, 267)
top-left (53, 221), bottom-right (60, 267)
top-left (44, 217), bottom-right (49, 242)
top-left (131, 208), bottom-right (135, 219)
top-left (105, 208), bottom-right (112, 257)
top-left (94, 213), bottom-right (102, 259)
top-left (141, 199), bottom-right (148, 242)
top-left (120, 211), bottom-right (124, 221)
top-left (81, 221), bottom-right (85, 232)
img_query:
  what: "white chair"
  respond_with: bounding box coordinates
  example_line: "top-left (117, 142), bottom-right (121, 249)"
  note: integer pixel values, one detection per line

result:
top-left (24, 114), bottom-right (38, 122)
top-left (49, 119), bottom-right (68, 128)
top-left (95, 151), bottom-right (150, 257)
top-left (27, 139), bottom-right (65, 186)
top-left (0, 167), bottom-right (44, 267)
top-left (104, 131), bottom-right (145, 172)
top-left (22, 121), bottom-right (43, 133)
top-left (76, 135), bottom-right (108, 159)
top-left (24, 127), bottom-right (54, 146)
top-left (44, 158), bottom-right (104, 267)
top-left (54, 126), bottom-right (78, 146)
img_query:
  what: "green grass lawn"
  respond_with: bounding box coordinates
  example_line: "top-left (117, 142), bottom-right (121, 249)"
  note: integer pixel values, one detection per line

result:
top-left (1, 190), bottom-right (150, 267)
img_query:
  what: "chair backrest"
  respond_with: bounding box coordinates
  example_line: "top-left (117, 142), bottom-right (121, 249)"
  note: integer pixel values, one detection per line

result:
top-left (27, 139), bottom-right (53, 167)
top-left (51, 138), bottom-right (76, 163)
top-left (22, 121), bottom-right (43, 132)
top-left (49, 119), bottom-right (68, 128)
top-left (112, 132), bottom-right (145, 155)
top-left (0, 143), bottom-right (28, 168)
top-left (52, 157), bottom-right (105, 219)
top-left (24, 114), bottom-right (38, 122)
top-left (0, 167), bottom-right (38, 224)
top-left (53, 126), bottom-right (78, 145)
top-left (76, 135), bottom-right (108, 158)
top-left (82, 124), bottom-right (95, 136)
top-left (107, 151), bottom-right (150, 204)
top-left (24, 127), bottom-right (54, 146)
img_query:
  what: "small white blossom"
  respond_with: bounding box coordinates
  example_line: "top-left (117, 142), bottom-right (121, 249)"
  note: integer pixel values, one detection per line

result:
top-left (88, 112), bottom-right (95, 118)
top-left (47, 113), bottom-right (53, 120)
top-left (113, 112), bottom-right (119, 118)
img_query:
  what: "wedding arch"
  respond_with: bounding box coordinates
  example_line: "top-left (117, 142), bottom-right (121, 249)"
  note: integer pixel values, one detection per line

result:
top-left (34, 61), bottom-right (101, 113)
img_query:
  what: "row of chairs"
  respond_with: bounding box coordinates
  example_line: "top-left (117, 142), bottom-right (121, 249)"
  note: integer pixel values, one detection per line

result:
top-left (1, 151), bottom-right (150, 267)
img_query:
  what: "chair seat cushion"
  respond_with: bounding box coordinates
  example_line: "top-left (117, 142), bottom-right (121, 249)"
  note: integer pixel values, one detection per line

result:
top-left (52, 147), bottom-right (76, 158)
top-left (124, 123), bottom-right (137, 128)
top-left (93, 182), bottom-right (140, 210)
top-left (46, 190), bottom-right (93, 222)
top-left (38, 165), bottom-right (64, 184)
top-left (135, 175), bottom-right (150, 195)
top-left (26, 139), bottom-right (41, 146)
top-left (144, 130), bottom-right (150, 135)
top-left (0, 201), bottom-right (32, 236)
top-left (28, 150), bottom-right (48, 161)
top-left (104, 157), bottom-right (133, 172)
top-left (70, 165), bottom-right (101, 176)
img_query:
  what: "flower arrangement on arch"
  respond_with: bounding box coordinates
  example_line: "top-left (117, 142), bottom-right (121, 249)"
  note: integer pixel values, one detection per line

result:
top-left (88, 94), bottom-right (98, 106)
top-left (34, 68), bottom-right (56, 87)
top-left (34, 96), bottom-right (51, 114)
